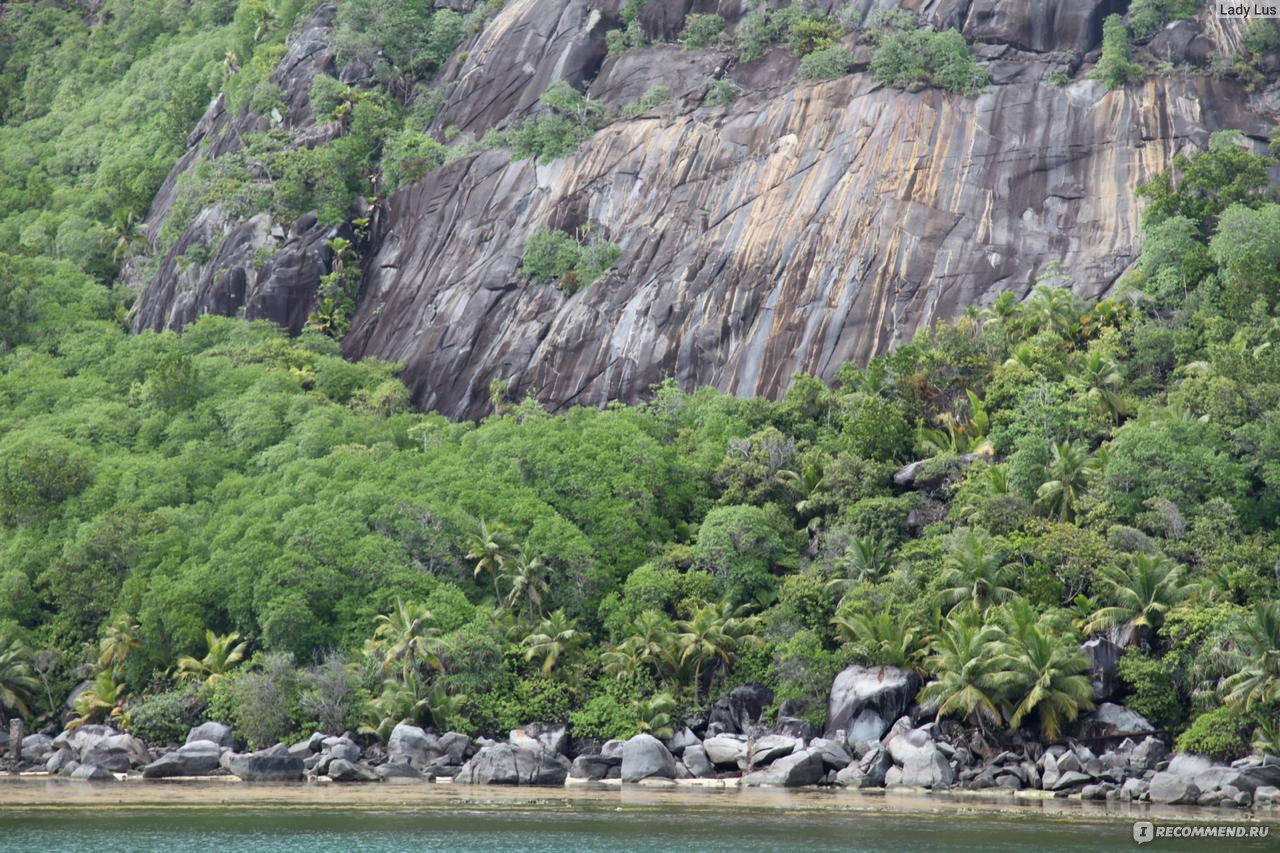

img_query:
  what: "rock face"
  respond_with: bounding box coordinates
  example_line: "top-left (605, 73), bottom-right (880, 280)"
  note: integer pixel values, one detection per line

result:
top-left (826, 665), bottom-right (920, 745)
top-left (1081, 638), bottom-right (1124, 702)
top-left (125, 0), bottom-right (1276, 420)
top-left (1078, 703), bottom-right (1154, 740)
top-left (708, 685), bottom-right (773, 735)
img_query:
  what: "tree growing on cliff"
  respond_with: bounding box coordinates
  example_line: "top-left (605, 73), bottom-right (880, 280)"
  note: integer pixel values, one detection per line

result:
top-left (1090, 15), bottom-right (1141, 90)
top-left (1084, 553), bottom-right (1196, 643)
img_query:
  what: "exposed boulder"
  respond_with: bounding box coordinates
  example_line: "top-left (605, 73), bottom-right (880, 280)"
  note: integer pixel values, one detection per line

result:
top-left (708, 685), bottom-right (773, 735)
top-left (375, 762), bottom-right (424, 782)
top-left (70, 764), bottom-right (115, 782)
top-left (744, 734), bottom-right (801, 770)
top-left (510, 723), bottom-right (570, 756)
top-left (187, 722), bottom-right (234, 749)
top-left (741, 748), bottom-right (825, 787)
top-left (826, 666), bottom-right (920, 745)
top-left (141, 740), bottom-right (223, 779)
top-left (666, 727), bottom-right (701, 757)
top-left (774, 716), bottom-right (817, 741)
top-left (228, 751), bottom-right (305, 782)
top-left (1080, 638), bottom-right (1125, 702)
top-left (681, 745), bottom-right (715, 779)
top-left (1130, 736), bottom-right (1169, 772)
top-left (327, 759), bottom-right (380, 782)
top-left (569, 754), bottom-right (618, 781)
top-left (20, 733), bottom-right (54, 764)
top-left (439, 732), bottom-right (472, 764)
top-left (45, 749), bottom-right (76, 775)
top-left (621, 734), bottom-right (677, 783)
top-left (835, 746), bottom-right (893, 788)
top-left (702, 735), bottom-right (747, 767)
top-left (1079, 703), bottom-right (1154, 740)
top-left (455, 743), bottom-right (571, 786)
top-left (1149, 773), bottom-right (1201, 804)
top-left (387, 723), bottom-right (442, 770)
top-left (808, 737), bottom-right (853, 771)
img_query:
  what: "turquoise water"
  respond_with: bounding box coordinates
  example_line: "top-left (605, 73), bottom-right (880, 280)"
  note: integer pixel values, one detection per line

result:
top-left (3, 805), bottom-right (1270, 852)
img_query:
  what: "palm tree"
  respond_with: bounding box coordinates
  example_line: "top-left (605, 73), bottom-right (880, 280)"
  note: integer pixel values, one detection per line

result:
top-left (176, 629), bottom-right (250, 687)
top-left (1036, 440), bottom-right (1102, 522)
top-left (1022, 283), bottom-right (1085, 338)
top-left (917, 611), bottom-right (1006, 731)
top-left (1084, 553), bottom-right (1196, 642)
top-left (775, 464), bottom-right (825, 522)
top-left (0, 631), bottom-right (38, 726)
top-left (98, 615), bottom-right (142, 674)
top-left (372, 599), bottom-right (445, 681)
top-left (827, 533), bottom-right (891, 598)
top-left (466, 517), bottom-right (509, 602)
top-left (69, 669), bottom-right (126, 729)
top-left (1077, 352), bottom-right (1126, 423)
top-left (604, 610), bottom-right (679, 685)
top-left (1222, 602), bottom-right (1280, 712)
top-left (502, 542), bottom-right (549, 621)
top-left (938, 529), bottom-right (1017, 611)
top-left (831, 610), bottom-right (928, 676)
top-left (521, 610), bottom-right (585, 677)
top-left (633, 692), bottom-right (678, 740)
top-left (677, 601), bottom-right (762, 701)
top-left (992, 615), bottom-right (1094, 740)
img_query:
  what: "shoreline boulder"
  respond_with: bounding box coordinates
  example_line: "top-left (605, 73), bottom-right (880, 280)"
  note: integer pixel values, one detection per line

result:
top-left (228, 751), bottom-right (305, 782)
top-left (621, 734), bottom-right (676, 783)
top-left (826, 666), bottom-right (920, 746)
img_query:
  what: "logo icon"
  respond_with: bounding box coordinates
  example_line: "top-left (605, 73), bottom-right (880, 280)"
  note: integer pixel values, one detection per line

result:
top-left (1133, 821), bottom-right (1154, 844)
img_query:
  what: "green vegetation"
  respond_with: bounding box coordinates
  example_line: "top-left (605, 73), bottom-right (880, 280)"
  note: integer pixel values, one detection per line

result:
top-left (1242, 20), bottom-right (1280, 58)
top-left (509, 81), bottom-right (605, 164)
top-left (800, 46), bottom-right (853, 81)
top-left (704, 79), bottom-right (740, 108)
top-left (868, 20), bottom-right (987, 96)
top-left (1090, 14), bottom-right (1141, 90)
top-left (1, 0), bottom-right (1280, 762)
top-left (680, 14), bottom-right (725, 50)
top-left (520, 228), bottom-right (621, 294)
top-left (619, 86), bottom-right (670, 119)
top-left (1126, 0), bottom-right (1200, 43)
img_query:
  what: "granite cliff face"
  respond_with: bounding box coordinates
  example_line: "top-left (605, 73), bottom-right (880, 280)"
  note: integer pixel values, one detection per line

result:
top-left (129, 0), bottom-right (1279, 419)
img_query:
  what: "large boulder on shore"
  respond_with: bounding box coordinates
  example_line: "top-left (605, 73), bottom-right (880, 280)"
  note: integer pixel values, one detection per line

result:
top-left (142, 740), bottom-right (223, 779)
top-left (187, 722), bottom-right (234, 749)
top-left (510, 723), bottom-right (570, 756)
top-left (825, 666), bottom-right (920, 745)
top-left (741, 748), bottom-right (825, 787)
top-left (387, 723), bottom-right (442, 769)
top-left (228, 751), bottom-right (305, 782)
top-left (707, 685), bottom-right (773, 735)
top-left (455, 743), bottom-right (570, 786)
top-left (327, 759), bottom-right (380, 782)
top-left (621, 733), bottom-right (676, 783)
top-left (836, 745), bottom-right (893, 788)
top-left (21, 733), bottom-right (54, 764)
top-left (69, 764), bottom-right (116, 782)
top-left (744, 734), bottom-right (801, 770)
top-left (1149, 772), bottom-right (1201, 804)
top-left (569, 754), bottom-right (619, 781)
top-left (702, 734), bottom-right (747, 767)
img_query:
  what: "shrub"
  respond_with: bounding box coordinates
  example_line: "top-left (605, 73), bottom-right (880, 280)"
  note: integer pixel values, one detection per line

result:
top-left (519, 228), bottom-right (620, 294)
top-left (1128, 0), bottom-right (1205, 43)
top-left (680, 14), bottom-right (725, 50)
top-left (1175, 705), bottom-right (1251, 761)
top-left (694, 504), bottom-right (787, 604)
top-left (382, 130), bottom-right (448, 191)
top-left (300, 651), bottom-right (365, 735)
top-left (1090, 14), bottom-right (1141, 90)
top-left (800, 46), bottom-right (853, 81)
top-left (620, 85), bottom-right (670, 119)
top-left (216, 653), bottom-right (302, 749)
top-left (1243, 20), bottom-right (1280, 57)
top-left (509, 81), bottom-right (604, 164)
top-left (704, 78), bottom-right (740, 107)
top-left (788, 16), bottom-right (840, 57)
top-left (870, 27), bottom-right (987, 95)
top-left (122, 687), bottom-right (204, 746)
top-left (1117, 649), bottom-right (1184, 728)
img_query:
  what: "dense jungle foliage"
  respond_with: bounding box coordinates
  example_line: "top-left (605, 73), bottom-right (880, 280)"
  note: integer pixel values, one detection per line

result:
top-left (0, 0), bottom-right (1279, 759)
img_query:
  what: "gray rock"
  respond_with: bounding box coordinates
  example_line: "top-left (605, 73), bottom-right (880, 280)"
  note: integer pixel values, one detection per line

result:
top-left (900, 750), bottom-right (956, 789)
top-left (681, 745), bottom-right (714, 779)
top-left (439, 732), bottom-right (471, 764)
top-left (1149, 771), bottom-right (1201, 804)
top-left (621, 733), bottom-right (676, 783)
top-left (1130, 737), bottom-right (1169, 772)
top-left (510, 723), bottom-right (569, 756)
top-left (57, 760), bottom-right (81, 778)
top-left (1255, 785), bottom-right (1279, 805)
top-left (1121, 777), bottom-right (1149, 800)
top-left (228, 751), bottom-right (305, 782)
top-left (186, 722), bottom-right (234, 749)
top-left (702, 734), bottom-right (747, 767)
top-left (142, 740), bottom-right (223, 778)
top-left (375, 761), bottom-right (423, 782)
top-left (70, 764), bottom-right (115, 781)
top-left (741, 748), bottom-right (825, 787)
top-left (79, 745), bottom-right (133, 773)
top-left (744, 734), bottom-right (800, 770)
top-left (1079, 703), bottom-right (1154, 740)
top-left (666, 727), bottom-right (700, 757)
top-left (826, 666), bottom-right (920, 744)
top-left (808, 737), bottom-right (852, 771)
top-left (708, 685), bottom-right (773, 735)
top-left (1080, 637), bottom-right (1124, 702)
top-left (886, 727), bottom-right (937, 766)
top-left (570, 754), bottom-right (617, 781)
top-left (600, 740), bottom-right (625, 760)
top-left (1049, 770), bottom-right (1093, 791)
top-left (20, 734), bottom-right (54, 764)
top-left (327, 759), bottom-right (379, 782)
top-left (774, 716), bottom-right (816, 741)
top-left (388, 723), bottom-right (442, 770)
top-left (835, 746), bottom-right (893, 788)
top-left (45, 749), bottom-right (76, 775)
top-left (455, 744), bottom-right (571, 786)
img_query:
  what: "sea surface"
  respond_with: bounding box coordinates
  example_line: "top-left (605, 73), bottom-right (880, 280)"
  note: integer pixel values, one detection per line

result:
top-left (1, 781), bottom-right (1276, 852)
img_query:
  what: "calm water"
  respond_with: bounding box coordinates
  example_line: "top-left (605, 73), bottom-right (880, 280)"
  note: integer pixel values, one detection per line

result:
top-left (3, 803), bottom-right (1273, 852)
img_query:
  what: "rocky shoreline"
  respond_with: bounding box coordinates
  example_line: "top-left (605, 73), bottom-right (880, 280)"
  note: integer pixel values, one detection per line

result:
top-left (8, 664), bottom-right (1280, 817)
